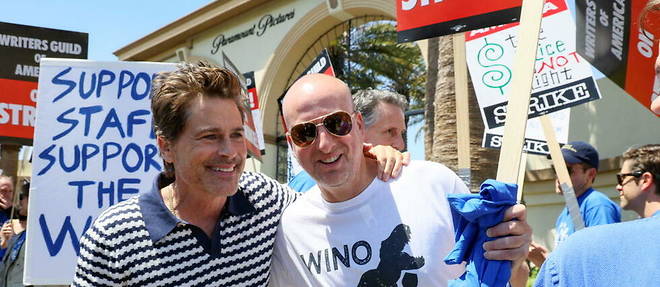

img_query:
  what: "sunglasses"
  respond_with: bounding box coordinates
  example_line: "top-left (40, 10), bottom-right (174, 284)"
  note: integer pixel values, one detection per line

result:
top-left (616, 170), bottom-right (644, 185)
top-left (287, 111), bottom-right (353, 147)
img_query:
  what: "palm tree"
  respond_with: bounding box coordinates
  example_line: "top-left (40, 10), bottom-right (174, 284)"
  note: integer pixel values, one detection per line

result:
top-left (425, 36), bottom-right (499, 192)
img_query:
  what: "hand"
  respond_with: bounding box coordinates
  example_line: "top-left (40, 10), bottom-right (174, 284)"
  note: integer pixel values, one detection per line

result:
top-left (528, 241), bottom-right (549, 267)
top-left (363, 144), bottom-right (410, 181)
top-left (0, 222), bottom-right (14, 248)
top-left (0, 196), bottom-right (10, 210)
top-left (483, 204), bottom-right (532, 270)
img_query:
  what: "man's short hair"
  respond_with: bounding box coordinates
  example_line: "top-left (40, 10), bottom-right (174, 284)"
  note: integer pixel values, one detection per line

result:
top-left (150, 62), bottom-right (247, 177)
top-left (622, 144), bottom-right (660, 194)
top-left (352, 89), bottom-right (408, 128)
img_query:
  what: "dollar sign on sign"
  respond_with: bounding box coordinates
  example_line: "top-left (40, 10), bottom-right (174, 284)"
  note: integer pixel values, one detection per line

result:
top-left (477, 38), bottom-right (511, 95)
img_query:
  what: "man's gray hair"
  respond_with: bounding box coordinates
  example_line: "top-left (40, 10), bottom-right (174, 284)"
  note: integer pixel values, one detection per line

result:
top-left (352, 89), bottom-right (408, 128)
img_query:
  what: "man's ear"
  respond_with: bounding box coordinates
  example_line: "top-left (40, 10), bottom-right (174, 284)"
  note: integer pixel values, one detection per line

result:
top-left (354, 112), bottom-right (365, 134)
top-left (587, 167), bottom-right (597, 180)
top-left (157, 136), bottom-right (174, 163)
top-left (640, 172), bottom-right (655, 192)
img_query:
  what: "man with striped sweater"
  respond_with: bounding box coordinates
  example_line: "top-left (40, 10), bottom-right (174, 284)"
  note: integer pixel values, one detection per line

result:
top-left (71, 63), bottom-right (299, 286)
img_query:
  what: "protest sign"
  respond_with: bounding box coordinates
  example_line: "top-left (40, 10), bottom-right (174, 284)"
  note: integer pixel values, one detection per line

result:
top-left (484, 109), bottom-right (570, 155)
top-left (576, 0), bottom-right (659, 116)
top-left (396, 0), bottom-right (522, 42)
top-left (300, 49), bottom-right (335, 77)
top-left (0, 22), bottom-right (87, 144)
top-left (244, 71), bottom-right (265, 155)
top-left (466, 0), bottom-right (600, 154)
top-left (222, 52), bottom-right (262, 160)
top-left (24, 59), bottom-right (176, 285)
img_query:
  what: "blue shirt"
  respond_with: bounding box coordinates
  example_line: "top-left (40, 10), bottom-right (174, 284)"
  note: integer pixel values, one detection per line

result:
top-left (554, 188), bottom-right (621, 247)
top-left (535, 211), bottom-right (660, 287)
top-left (0, 210), bottom-right (9, 259)
top-left (288, 170), bottom-right (316, 193)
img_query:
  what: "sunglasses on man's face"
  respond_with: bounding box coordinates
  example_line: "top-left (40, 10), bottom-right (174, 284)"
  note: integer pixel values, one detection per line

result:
top-left (287, 111), bottom-right (353, 147)
top-left (616, 170), bottom-right (644, 186)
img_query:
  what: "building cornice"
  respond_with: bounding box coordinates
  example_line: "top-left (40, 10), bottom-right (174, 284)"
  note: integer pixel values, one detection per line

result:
top-left (114, 0), bottom-right (270, 60)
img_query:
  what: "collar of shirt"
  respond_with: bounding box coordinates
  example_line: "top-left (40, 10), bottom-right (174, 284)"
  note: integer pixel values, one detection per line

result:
top-left (653, 210), bottom-right (660, 218)
top-left (138, 173), bottom-right (256, 242)
top-left (576, 187), bottom-right (595, 205)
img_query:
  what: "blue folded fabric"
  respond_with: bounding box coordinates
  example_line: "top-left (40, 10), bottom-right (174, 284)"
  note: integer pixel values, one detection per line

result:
top-left (444, 179), bottom-right (518, 287)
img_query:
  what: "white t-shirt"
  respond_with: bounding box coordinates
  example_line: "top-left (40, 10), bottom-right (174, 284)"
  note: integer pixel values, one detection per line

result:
top-left (270, 161), bottom-right (468, 287)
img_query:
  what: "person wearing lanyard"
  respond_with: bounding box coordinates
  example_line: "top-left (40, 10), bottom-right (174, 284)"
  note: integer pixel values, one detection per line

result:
top-left (534, 144), bottom-right (660, 286)
top-left (0, 179), bottom-right (30, 287)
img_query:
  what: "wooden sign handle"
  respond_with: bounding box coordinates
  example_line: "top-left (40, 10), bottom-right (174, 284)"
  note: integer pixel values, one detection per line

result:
top-left (453, 32), bottom-right (471, 188)
top-left (539, 115), bottom-right (585, 230)
top-left (495, 0), bottom-right (546, 184)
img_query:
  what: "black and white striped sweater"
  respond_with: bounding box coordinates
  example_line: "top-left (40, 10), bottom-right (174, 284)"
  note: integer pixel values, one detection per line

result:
top-left (72, 171), bottom-right (298, 286)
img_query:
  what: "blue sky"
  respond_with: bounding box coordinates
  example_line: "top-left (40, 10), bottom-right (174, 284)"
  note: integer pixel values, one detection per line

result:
top-left (1, 0), bottom-right (213, 61)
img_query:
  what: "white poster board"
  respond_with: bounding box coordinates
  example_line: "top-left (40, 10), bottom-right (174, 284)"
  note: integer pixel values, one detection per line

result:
top-left (465, 0), bottom-right (601, 154)
top-left (484, 110), bottom-right (570, 155)
top-left (25, 59), bottom-right (176, 285)
top-left (244, 71), bottom-right (266, 154)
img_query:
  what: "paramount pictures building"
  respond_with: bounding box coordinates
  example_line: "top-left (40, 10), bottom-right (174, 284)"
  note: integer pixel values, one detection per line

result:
top-left (113, 0), bottom-right (659, 253)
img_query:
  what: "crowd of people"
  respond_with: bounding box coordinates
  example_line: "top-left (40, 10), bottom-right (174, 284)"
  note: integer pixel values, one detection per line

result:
top-left (0, 0), bottom-right (658, 286)
top-left (67, 58), bottom-right (657, 286)
top-left (0, 177), bottom-right (31, 287)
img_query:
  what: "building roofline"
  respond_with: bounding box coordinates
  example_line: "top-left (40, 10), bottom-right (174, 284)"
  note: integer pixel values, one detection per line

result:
top-left (114, 0), bottom-right (270, 60)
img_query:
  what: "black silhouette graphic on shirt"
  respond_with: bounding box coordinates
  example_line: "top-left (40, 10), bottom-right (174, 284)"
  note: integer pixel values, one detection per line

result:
top-left (357, 224), bottom-right (425, 286)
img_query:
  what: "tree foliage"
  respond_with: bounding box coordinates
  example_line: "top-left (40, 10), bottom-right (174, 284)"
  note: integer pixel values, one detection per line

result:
top-left (326, 20), bottom-right (426, 112)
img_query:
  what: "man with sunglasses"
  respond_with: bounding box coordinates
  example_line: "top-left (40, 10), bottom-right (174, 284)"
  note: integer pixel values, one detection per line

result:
top-left (616, 144), bottom-right (660, 218)
top-left (288, 88), bottom-right (410, 193)
top-left (534, 144), bottom-right (660, 286)
top-left (529, 141), bottom-right (621, 268)
top-left (271, 73), bottom-right (532, 287)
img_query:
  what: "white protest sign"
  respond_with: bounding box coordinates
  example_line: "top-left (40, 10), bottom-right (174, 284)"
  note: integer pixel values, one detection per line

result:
top-left (484, 109), bottom-right (570, 155)
top-left (221, 52), bottom-right (262, 160)
top-left (25, 59), bottom-right (176, 285)
top-left (465, 0), bottom-right (599, 155)
top-left (244, 71), bottom-right (265, 154)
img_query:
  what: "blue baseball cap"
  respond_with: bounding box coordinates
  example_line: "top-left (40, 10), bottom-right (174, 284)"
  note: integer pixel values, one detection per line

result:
top-left (557, 141), bottom-right (599, 170)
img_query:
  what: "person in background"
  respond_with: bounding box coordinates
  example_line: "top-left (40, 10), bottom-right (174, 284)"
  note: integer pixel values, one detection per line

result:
top-left (0, 177), bottom-right (14, 260)
top-left (643, 0), bottom-right (660, 114)
top-left (527, 141), bottom-right (620, 268)
top-left (534, 144), bottom-right (660, 286)
top-left (289, 88), bottom-right (410, 192)
top-left (0, 179), bottom-right (30, 287)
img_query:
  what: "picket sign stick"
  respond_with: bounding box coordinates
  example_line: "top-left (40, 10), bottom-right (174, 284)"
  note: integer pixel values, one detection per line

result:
top-left (495, 0), bottom-right (546, 184)
top-left (539, 115), bottom-right (585, 230)
top-left (453, 32), bottom-right (471, 188)
top-left (516, 152), bottom-right (528, 203)
top-left (9, 183), bottom-right (20, 221)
